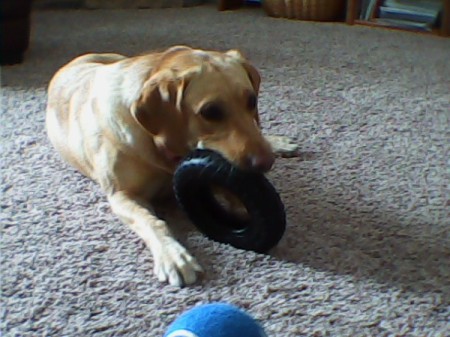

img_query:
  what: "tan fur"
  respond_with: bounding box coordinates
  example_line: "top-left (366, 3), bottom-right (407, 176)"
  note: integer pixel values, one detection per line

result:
top-left (46, 46), bottom-right (298, 286)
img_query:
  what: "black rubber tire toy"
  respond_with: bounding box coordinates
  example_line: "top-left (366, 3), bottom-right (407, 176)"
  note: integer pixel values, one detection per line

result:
top-left (173, 149), bottom-right (286, 253)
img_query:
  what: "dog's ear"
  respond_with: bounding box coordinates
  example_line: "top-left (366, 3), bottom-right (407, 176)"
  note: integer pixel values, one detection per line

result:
top-left (242, 61), bottom-right (262, 126)
top-left (225, 49), bottom-right (261, 94)
top-left (131, 70), bottom-right (188, 136)
top-left (226, 50), bottom-right (262, 126)
top-left (241, 62), bottom-right (261, 95)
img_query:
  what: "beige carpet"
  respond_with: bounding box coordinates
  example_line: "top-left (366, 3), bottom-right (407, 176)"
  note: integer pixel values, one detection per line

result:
top-left (1, 5), bottom-right (449, 336)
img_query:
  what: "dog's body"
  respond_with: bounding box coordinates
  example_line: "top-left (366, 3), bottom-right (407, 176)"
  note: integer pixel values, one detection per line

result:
top-left (47, 46), bottom-right (297, 286)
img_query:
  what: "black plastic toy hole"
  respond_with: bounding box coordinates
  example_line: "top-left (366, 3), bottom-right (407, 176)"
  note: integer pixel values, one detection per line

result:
top-left (210, 185), bottom-right (250, 231)
top-left (211, 185), bottom-right (251, 227)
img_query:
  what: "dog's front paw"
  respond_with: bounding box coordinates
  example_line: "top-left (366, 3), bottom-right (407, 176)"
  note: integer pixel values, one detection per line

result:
top-left (153, 239), bottom-right (204, 287)
top-left (265, 135), bottom-right (299, 158)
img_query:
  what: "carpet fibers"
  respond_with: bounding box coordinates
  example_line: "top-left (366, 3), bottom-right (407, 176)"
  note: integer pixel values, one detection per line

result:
top-left (1, 6), bottom-right (449, 337)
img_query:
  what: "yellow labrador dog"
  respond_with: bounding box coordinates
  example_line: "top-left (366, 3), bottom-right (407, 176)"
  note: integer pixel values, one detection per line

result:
top-left (46, 46), bottom-right (297, 286)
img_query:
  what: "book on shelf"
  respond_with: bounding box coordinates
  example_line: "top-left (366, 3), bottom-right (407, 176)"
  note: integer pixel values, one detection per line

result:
top-left (383, 0), bottom-right (442, 14)
top-left (374, 18), bottom-right (433, 31)
top-left (379, 6), bottom-right (439, 25)
top-left (359, 0), bottom-right (378, 20)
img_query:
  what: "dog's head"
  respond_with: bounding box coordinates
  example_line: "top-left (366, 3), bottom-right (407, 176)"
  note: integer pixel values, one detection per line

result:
top-left (131, 46), bottom-right (274, 172)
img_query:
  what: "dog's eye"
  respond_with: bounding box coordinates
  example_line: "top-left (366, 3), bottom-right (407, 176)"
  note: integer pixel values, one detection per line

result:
top-left (200, 103), bottom-right (225, 121)
top-left (247, 94), bottom-right (257, 111)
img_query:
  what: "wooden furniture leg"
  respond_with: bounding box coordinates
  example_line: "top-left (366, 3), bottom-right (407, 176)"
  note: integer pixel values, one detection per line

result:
top-left (346, 0), bottom-right (358, 24)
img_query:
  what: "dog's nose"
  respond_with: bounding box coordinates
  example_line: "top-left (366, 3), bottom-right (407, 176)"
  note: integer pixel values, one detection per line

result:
top-left (248, 152), bottom-right (275, 172)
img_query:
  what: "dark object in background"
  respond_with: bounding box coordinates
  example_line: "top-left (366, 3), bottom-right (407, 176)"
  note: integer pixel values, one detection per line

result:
top-left (174, 149), bottom-right (286, 253)
top-left (0, 0), bottom-right (32, 65)
top-left (263, 0), bottom-right (346, 21)
top-left (218, 0), bottom-right (244, 11)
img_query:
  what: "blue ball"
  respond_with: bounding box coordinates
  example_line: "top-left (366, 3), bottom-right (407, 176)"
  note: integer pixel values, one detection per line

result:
top-left (164, 303), bottom-right (267, 337)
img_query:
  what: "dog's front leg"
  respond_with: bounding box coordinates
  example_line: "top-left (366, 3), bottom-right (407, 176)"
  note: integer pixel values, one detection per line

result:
top-left (108, 191), bottom-right (203, 287)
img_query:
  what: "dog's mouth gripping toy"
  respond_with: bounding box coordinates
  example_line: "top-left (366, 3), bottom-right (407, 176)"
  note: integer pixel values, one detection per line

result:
top-left (173, 149), bottom-right (286, 253)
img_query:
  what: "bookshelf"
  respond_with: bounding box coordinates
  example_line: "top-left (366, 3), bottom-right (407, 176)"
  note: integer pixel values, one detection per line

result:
top-left (346, 0), bottom-right (450, 37)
